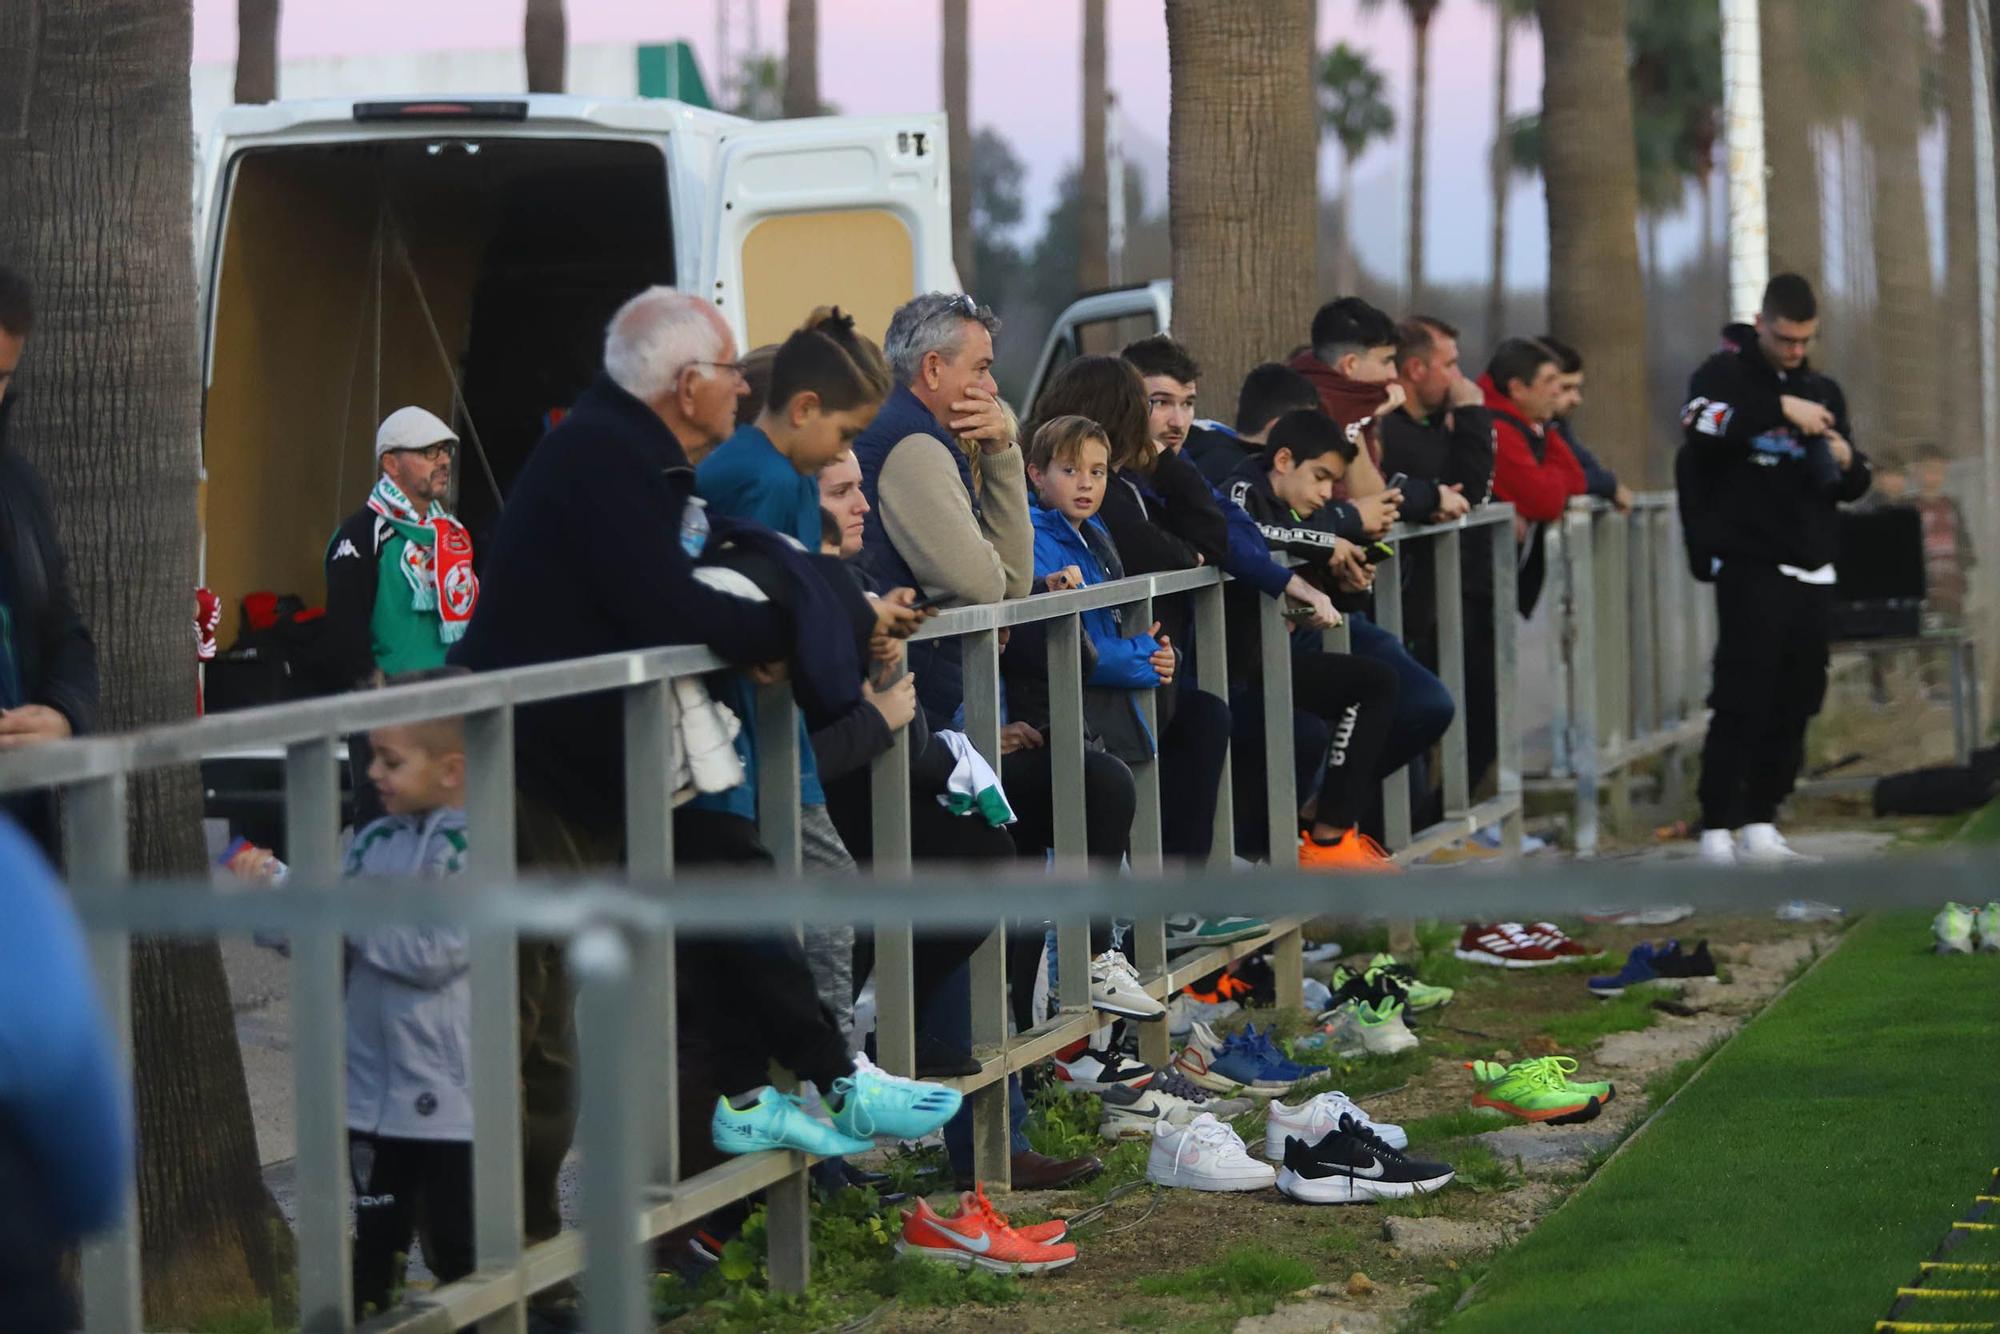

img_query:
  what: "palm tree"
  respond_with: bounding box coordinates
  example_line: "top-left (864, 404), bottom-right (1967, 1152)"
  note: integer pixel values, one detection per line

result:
top-left (1317, 42), bottom-right (1395, 296)
top-left (524, 0), bottom-right (565, 94)
top-left (1941, 0), bottom-right (1978, 457)
top-left (943, 0), bottom-right (975, 285)
top-left (1759, 0), bottom-right (1822, 287)
top-left (234, 0), bottom-right (279, 103)
top-left (1865, 0), bottom-right (1940, 457)
top-left (1484, 0), bottom-right (1536, 345)
top-left (1079, 0), bottom-right (1110, 292)
top-left (1358, 0), bottom-right (1443, 305)
top-left (1167, 0), bottom-right (1318, 405)
top-left (1536, 0), bottom-right (1652, 486)
top-left (0, 0), bottom-right (293, 1323)
top-left (784, 0), bottom-right (820, 116)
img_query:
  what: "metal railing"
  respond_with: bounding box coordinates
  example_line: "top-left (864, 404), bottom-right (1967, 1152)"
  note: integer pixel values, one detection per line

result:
top-left (0, 506), bottom-right (1519, 1333)
top-left (1527, 494), bottom-right (1714, 855)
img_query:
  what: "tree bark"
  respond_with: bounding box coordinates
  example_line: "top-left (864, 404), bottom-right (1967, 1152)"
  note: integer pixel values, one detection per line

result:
top-left (233, 0), bottom-right (279, 104)
top-left (1537, 0), bottom-right (1652, 486)
top-left (1486, 5), bottom-right (1511, 347)
top-left (1337, 152), bottom-right (1359, 295)
top-left (1865, 0), bottom-right (1940, 457)
top-left (1942, 0), bottom-right (1979, 458)
top-left (0, 0), bottom-right (292, 1323)
top-left (784, 0), bottom-right (820, 117)
top-left (1759, 0), bottom-right (1822, 288)
top-left (524, 0), bottom-right (566, 94)
top-left (943, 0), bottom-right (975, 287)
top-left (1167, 0), bottom-right (1318, 408)
top-left (1406, 7), bottom-right (1435, 307)
top-left (1079, 0), bottom-right (1110, 292)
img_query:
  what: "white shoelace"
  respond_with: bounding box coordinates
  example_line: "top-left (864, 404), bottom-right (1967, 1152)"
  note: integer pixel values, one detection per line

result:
top-left (1093, 950), bottom-right (1143, 990)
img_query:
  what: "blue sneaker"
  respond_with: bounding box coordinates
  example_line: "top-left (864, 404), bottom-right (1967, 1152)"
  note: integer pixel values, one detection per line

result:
top-left (1587, 943), bottom-right (1662, 998)
top-left (826, 1053), bottom-right (963, 1141)
top-left (1175, 1020), bottom-right (1294, 1093)
top-left (712, 1086), bottom-right (877, 1157)
top-left (1241, 1023), bottom-right (1328, 1082)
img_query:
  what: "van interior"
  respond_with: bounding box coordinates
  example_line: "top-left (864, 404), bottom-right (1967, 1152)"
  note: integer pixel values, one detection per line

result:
top-left (201, 137), bottom-right (673, 629)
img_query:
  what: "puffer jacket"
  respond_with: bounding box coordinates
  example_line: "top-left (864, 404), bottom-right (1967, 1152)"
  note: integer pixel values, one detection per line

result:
top-left (343, 807), bottom-right (472, 1141)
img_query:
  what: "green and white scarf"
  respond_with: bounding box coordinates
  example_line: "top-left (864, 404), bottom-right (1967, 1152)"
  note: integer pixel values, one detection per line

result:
top-left (366, 475), bottom-right (479, 642)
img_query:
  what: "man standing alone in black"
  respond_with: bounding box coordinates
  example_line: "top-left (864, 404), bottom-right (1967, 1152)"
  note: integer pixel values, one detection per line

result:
top-left (1679, 274), bottom-right (1870, 865)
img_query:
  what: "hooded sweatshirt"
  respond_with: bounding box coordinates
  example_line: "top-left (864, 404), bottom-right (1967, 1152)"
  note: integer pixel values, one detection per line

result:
top-left (1481, 373), bottom-right (1586, 523)
top-left (1676, 322), bottom-right (1870, 577)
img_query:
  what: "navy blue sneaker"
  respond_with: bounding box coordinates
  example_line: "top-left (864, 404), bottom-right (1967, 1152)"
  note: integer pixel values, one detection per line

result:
top-left (1241, 1023), bottom-right (1328, 1082)
top-left (1587, 943), bottom-right (1661, 998)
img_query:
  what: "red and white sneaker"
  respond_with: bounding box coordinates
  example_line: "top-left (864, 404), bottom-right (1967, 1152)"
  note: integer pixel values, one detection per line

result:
top-left (897, 1193), bottom-right (1077, 1273)
top-left (959, 1185), bottom-right (1068, 1244)
top-left (1520, 922), bottom-right (1603, 958)
top-left (1454, 922), bottom-right (1561, 968)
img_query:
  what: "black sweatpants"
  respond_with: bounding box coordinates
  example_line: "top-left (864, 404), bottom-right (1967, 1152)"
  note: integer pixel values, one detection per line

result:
top-left (350, 1132), bottom-right (473, 1317)
top-left (1698, 562), bottom-right (1833, 831)
top-left (1282, 651), bottom-right (1400, 832)
top-left (1156, 688), bottom-right (1233, 864)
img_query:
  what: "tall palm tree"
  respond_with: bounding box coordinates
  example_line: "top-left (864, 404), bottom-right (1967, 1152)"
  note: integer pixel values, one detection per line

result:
top-left (1484, 0), bottom-right (1536, 345)
top-left (1358, 0), bottom-right (1443, 305)
top-left (1941, 0), bottom-right (1978, 457)
top-left (1079, 0), bottom-right (1110, 292)
top-left (1167, 0), bottom-right (1317, 405)
top-left (1316, 42), bottom-right (1395, 296)
top-left (784, 0), bottom-right (820, 117)
top-left (0, 0), bottom-right (292, 1323)
top-left (524, 0), bottom-right (565, 94)
top-left (234, 0), bottom-right (279, 103)
top-left (1865, 0), bottom-right (1940, 457)
top-left (1536, 0), bottom-right (1652, 486)
top-left (1759, 0), bottom-right (1823, 288)
top-left (943, 0), bottom-right (975, 286)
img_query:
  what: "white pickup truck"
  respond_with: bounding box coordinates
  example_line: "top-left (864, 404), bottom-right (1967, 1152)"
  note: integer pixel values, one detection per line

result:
top-left (194, 94), bottom-right (954, 622)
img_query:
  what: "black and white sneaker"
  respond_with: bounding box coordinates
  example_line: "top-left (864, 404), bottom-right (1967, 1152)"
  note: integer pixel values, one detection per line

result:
top-left (1275, 1114), bottom-right (1456, 1204)
top-left (1052, 1047), bottom-right (1155, 1093)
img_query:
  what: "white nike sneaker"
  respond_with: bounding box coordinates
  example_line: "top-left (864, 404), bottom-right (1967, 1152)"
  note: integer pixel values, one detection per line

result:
top-left (1090, 949), bottom-right (1166, 1020)
top-left (1145, 1112), bottom-right (1276, 1192)
top-left (1736, 823), bottom-right (1815, 865)
top-left (1097, 1084), bottom-right (1170, 1140)
top-left (1263, 1091), bottom-right (1408, 1160)
top-left (1697, 828), bottom-right (1738, 866)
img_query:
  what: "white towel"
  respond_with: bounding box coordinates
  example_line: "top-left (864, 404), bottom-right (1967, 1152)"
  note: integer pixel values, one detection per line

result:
top-left (934, 730), bottom-right (1016, 827)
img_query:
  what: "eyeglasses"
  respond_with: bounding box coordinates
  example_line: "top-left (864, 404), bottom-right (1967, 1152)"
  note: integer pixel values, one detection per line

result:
top-left (394, 442), bottom-right (456, 463)
top-left (681, 360), bottom-right (748, 382)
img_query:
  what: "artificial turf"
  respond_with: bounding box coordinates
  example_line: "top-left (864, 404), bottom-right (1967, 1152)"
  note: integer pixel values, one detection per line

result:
top-left (1444, 909), bottom-right (2000, 1334)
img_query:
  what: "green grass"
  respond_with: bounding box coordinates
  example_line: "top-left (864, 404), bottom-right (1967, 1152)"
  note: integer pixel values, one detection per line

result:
top-left (1400, 1106), bottom-right (1512, 1144)
top-left (1954, 795), bottom-right (2000, 844)
top-left (1137, 1246), bottom-right (1316, 1318)
top-left (1442, 911), bottom-right (2000, 1334)
top-left (1536, 983), bottom-right (1669, 1048)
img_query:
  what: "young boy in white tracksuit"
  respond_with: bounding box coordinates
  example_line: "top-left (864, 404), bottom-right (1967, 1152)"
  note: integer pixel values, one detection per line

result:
top-left (343, 711), bottom-right (474, 1316)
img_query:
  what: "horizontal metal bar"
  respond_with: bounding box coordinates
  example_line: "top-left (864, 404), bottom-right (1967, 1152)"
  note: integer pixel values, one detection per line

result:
top-left (1522, 717), bottom-right (1708, 788)
top-left (1161, 919), bottom-right (1312, 995)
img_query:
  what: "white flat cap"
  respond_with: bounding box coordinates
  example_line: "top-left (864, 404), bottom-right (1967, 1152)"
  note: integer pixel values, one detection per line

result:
top-left (375, 406), bottom-right (459, 460)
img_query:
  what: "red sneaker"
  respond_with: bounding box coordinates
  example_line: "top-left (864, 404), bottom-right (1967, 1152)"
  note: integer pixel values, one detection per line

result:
top-left (1298, 828), bottom-right (1401, 873)
top-left (898, 1193), bottom-right (1077, 1272)
top-left (1454, 922), bottom-right (1561, 968)
top-left (1522, 922), bottom-right (1603, 958)
top-left (962, 1185), bottom-right (1068, 1244)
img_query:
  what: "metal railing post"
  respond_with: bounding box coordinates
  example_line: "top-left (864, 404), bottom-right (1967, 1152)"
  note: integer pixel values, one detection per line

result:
top-left (1493, 509), bottom-right (1524, 851)
top-left (571, 928), bottom-right (649, 1332)
top-left (70, 772), bottom-right (140, 1334)
top-left (623, 681), bottom-right (681, 1184)
top-left (1561, 511), bottom-right (1601, 855)
top-left (869, 724), bottom-right (917, 1077)
top-left (285, 736), bottom-right (351, 1333)
top-left (464, 706), bottom-right (525, 1332)
top-left (1433, 527), bottom-right (1470, 819)
top-left (1192, 578), bottom-right (1234, 869)
top-left (1258, 594), bottom-right (1299, 870)
top-left (1045, 613), bottom-right (1095, 1030)
top-left (1546, 520), bottom-right (1573, 778)
top-left (1630, 508), bottom-right (1659, 744)
top-left (1597, 510), bottom-right (1633, 836)
top-left (958, 628), bottom-right (1011, 1188)
top-left (1371, 565), bottom-right (1414, 850)
top-left (755, 682), bottom-right (803, 874)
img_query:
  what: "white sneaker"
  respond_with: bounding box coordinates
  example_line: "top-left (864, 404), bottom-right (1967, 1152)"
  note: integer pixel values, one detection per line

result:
top-left (1166, 993), bottom-right (1240, 1039)
top-left (1052, 1046), bottom-right (1154, 1093)
top-left (1698, 828), bottom-right (1738, 865)
top-left (1262, 1091), bottom-right (1407, 1160)
top-left (1097, 1084), bottom-right (1169, 1139)
top-left (1145, 1112), bottom-right (1277, 1191)
top-left (1736, 823), bottom-right (1814, 864)
top-left (1089, 949), bottom-right (1165, 1020)
top-left (1934, 902), bottom-right (1977, 955)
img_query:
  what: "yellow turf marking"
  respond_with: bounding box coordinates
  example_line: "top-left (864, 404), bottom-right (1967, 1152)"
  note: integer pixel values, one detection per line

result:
top-left (1898, 1289), bottom-right (2000, 1298)
top-left (1874, 1323), bottom-right (1999, 1332)
top-left (1926, 1264), bottom-right (2000, 1272)
top-left (1953, 1222), bottom-right (1998, 1231)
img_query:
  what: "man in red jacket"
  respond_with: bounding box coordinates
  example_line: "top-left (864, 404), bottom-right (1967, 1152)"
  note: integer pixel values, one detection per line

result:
top-left (1482, 338), bottom-right (1586, 615)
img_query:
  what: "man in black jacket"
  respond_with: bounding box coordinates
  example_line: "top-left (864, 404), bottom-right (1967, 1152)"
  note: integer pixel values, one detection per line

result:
top-left (0, 266), bottom-right (99, 859)
top-left (1679, 273), bottom-right (1870, 865)
top-left (1184, 362), bottom-right (1320, 488)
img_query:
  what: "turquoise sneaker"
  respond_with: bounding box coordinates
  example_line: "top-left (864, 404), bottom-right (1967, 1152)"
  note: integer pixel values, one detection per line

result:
top-left (712, 1086), bottom-right (876, 1157)
top-left (827, 1053), bottom-right (963, 1140)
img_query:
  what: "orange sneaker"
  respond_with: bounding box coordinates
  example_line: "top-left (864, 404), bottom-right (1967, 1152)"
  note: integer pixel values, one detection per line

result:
top-left (897, 1193), bottom-right (1077, 1272)
top-left (1298, 829), bottom-right (1400, 873)
top-left (962, 1184), bottom-right (1068, 1244)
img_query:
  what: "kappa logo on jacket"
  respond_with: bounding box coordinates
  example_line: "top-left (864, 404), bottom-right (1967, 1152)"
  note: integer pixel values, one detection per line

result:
top-left (332, 538), bottom-right (361, 561)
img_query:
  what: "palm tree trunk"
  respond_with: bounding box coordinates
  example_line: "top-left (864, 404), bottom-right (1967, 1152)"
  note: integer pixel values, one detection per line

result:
top-left (1079, 0), bottom-right (1110, 292)
top-left (1865, 0), bottom-right (1940, 456)
top-left (1338, 151), bottom-right (1360, 294)
top-left (1406, 11), bottom-right (1433, 306)
top-left (943, 0), bottom-right (975, 286)
top-left (233, 0), bottom-right (279, 104)
top-left (524, 0), bottom-right (566, 94)
top-left (1537, 0), bottom-right (1652, 485)
top-left (1485, 6), bottom-right (1511, 348)
top-left (1759, 0), bottom-right (1822, 287)
top-left (1942, 0), bottom-right (1979, 458)
top-left (1167, 0), bottom-right (1317, 406)
top-left (0, 1), bottom-right (292, 1323)
top-left (783, 0), bottom-right (820, 117)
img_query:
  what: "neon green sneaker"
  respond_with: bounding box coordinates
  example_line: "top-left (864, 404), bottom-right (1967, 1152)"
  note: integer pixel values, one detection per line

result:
top-left (1366, 954), bottom-right (1455, 1011)
top-left (1518, 1055), bottom-right (1615, 1105)
top-left (1465, 1058), bottom-right (1601, 1124)
top-left (1971, 902), bottom-right (1999, 954)
top-left (1935, 902), bottom-right (1977, 955)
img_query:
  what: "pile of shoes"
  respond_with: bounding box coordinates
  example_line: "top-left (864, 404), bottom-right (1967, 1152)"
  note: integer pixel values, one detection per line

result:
top-left (1171, 1021), bottom-right (1325, 1097)
top-left (1464, 1056), bottom-right (1613, 1125)
top-left (1933, 902), bottom-right (2000, 954)
top-left (1587, 939), bottom-right (1718, 997)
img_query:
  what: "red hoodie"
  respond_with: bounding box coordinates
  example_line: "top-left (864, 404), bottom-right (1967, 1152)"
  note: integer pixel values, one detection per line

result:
top-left (1287, 351), bottom-right (1391, 504)
top-left (1480, 372), bottom-right (1586, 523)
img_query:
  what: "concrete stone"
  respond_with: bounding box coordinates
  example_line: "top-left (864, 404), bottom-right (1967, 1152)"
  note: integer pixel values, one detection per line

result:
top-left (1472, 1123), bottom-right (1625, 1177)
top-left (1235, 1300), bottom-right (1393, 1333)
top-left (1594, 1014), bottom-right (1737, 1070)
top-left (1380, 1214), bottom-right (1505, 1259)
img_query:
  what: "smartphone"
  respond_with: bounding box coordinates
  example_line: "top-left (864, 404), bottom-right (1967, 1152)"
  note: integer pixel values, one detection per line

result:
top-left (904, 590), bottom-right (948, 613)
top-left (1363, 541), bottom-right (1395, 565)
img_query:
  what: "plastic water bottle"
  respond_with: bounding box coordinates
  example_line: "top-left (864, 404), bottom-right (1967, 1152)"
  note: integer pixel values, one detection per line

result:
top-left (679, 496), bottom-right (710, 559)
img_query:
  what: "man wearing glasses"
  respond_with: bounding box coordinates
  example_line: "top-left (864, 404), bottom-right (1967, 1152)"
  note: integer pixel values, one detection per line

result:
top-left (323, 405), bottom-right (479, 691)
top-left (1678, 272), bottom-right (1870, 866)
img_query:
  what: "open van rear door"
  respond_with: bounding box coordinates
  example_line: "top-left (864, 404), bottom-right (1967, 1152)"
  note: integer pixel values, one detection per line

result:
top-left (707, 114), bottom-right (957, 348)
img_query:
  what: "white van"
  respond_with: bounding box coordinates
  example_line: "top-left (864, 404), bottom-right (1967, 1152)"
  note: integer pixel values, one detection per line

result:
top-left (194, 95), bottom-right (954, 623)
top-left (1020, 279), bottom-right (1171, 413)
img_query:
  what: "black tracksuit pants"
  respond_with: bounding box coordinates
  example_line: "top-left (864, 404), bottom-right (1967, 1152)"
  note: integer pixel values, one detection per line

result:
top-left (1258, 652), bottom-right (1400, 834)
top-left (350, 1133), bottom-right (474, 1317)
top-left (1698, 561), bottom-right (1834, 831)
